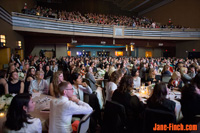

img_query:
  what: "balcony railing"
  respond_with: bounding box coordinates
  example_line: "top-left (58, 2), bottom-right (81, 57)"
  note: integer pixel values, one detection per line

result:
top-left (12, 12), bottom-right (200, 40)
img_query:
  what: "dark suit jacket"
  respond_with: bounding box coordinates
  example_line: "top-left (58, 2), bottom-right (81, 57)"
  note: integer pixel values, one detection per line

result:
top-left (44, 70), bottom-right (53, 83)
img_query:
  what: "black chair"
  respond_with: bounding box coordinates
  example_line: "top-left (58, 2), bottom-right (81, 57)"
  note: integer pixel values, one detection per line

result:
top-left (143, 108), bottom-right (176, 133)
top-left (162, 74), bottom-right (171, 84)
top-left (102, 100), bottom-right (127, 133)
top-left (77, 110), bottom-right (95, 133)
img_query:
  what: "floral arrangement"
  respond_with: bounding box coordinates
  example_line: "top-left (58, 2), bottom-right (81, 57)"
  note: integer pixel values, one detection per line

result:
top-left (0, 94), bottom-right (15, 112)
top-left (18, 72), bottom-right (25, 79)
top-left (97, 69), bottom-right (106, 77)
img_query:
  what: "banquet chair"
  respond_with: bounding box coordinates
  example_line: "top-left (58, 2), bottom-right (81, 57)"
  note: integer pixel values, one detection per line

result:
top-left (102, 100), bottom-right (127, 133)
top-left (162, 75), bottom-right (171, 84)
top-left (77, 110), bottom-right (95, 133)
top-left (143, 108), bottom-right (176, 133)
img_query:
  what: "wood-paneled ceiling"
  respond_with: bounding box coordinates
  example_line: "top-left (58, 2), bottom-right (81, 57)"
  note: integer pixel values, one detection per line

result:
top-left (104, 0), bottom-right (173, 14)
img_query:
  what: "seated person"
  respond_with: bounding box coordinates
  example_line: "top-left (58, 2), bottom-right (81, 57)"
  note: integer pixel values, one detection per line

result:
top-left (25, 68), bottom-right (36, 82)
top-left (147, 68), bottom-right (161, 85)
top-left (71, 73), bottom-right (92, 101)
top-left (106, 71), bottom-right (122, 101)
top-left (50, 60), bottom-right (58, 73)
top-left (147, 82), bottom-right (176, 114)
top-left (49, 81), bottom-right (93, 133)
top-left (85, 66), bottom-right (97, 91)
top-left (80, 64), bottom-right (86, 76)
top-left (6, 63), bottom-right (16, 79)
top-left (3, 93), bottom-right (42, 132)
top-left (180, 67), bottom-right (193, 83)
top-left (104, 65), bottom-right (116, 80)
top-left (181, 73), bottom-right (200, 118)
top-left (44, 64), bottom-right (53, 83)
top-left (161, 65), bottom-right (172, 76)
top-left (8, 71), bottom-right (24, 94)
top-left (112, 75), bottom-right (145, 133)
top-left (24, 67), bottom-right (36, 93)
top-left (131, 68), bottom-right (141, 89)
top-left (0, 70), bottom-right (8, 95)
top-left (29, 71), bottom-right (48, 94)
top-left (168, 71), bottom-right (183, 90)
top-left (49, 71), bottom-right (65, 97)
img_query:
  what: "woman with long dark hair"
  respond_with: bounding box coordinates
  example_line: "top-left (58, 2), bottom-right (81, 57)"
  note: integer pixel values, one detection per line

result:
top-left (131, 68), bottom-right (141, 89)
top-left (112, 75), bottom-right (144, 132)
top-left (3, 93), bottom-right (42, 132)
top-left (71, 72), bottom-right (92, 102)
top-left (8, 71), bottom-right (24, 94)
top-left (24, 68), bottom-right (36, 93)
top-left (147, 82), bottom-right (176, 114)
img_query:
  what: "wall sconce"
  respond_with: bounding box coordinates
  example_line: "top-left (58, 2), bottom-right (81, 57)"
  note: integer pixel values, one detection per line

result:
top-left (18, 41), bottom-right (22, 49)
top-left (0, 35), bottom-right (6, 47)
top-left (131, 45), bottom-right (134, 51)
top-left (67, 43), bottom-right (70, 51)
top-left (126, 45), bottom-right (128, 51)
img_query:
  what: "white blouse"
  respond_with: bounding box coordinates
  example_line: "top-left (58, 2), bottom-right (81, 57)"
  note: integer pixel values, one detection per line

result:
top-left (106, 82), bottom-right (117, 101)
top-left (3, 118), bottom-right (42, 133)
top-left (133, 76), bottom-right (141, 88)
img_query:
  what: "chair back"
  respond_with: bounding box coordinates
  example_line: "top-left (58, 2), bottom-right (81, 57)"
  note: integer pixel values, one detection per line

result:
top-left (162, 75), bottom-right (171, 83)
top-left (102, 100), bottom-right (127, 133)
top-left (77, 110), bottom-right (94, 133)
top-left (143, 108), bottom-right (176, 133)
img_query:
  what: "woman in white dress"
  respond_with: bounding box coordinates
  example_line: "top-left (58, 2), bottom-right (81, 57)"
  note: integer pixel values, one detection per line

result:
top-left (131, 68), bottom-right (141, 89)
top-left (3, 93), bottom-right (42, 133)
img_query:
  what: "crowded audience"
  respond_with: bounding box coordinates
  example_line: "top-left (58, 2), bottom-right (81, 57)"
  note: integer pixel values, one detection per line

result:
top-left (22, 5), bottom-right (189, 29)
top-left (1, 54), bottom-right (200, 132)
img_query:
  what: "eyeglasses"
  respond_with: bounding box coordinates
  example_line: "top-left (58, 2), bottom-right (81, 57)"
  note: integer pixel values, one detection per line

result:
top-left (66, 88), bottom-right (73, 90)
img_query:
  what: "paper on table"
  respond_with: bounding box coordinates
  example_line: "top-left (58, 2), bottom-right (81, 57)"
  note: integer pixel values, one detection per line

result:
top-left (32, 92), bottom-right (41, 98)
top-left (173, 91), bottom-right (181, 95)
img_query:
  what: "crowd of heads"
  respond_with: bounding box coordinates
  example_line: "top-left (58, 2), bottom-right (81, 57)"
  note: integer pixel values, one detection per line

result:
top-left (1, 54), bottom-right (200, 132)
top-left (22, 5), bottom-right (188, 29)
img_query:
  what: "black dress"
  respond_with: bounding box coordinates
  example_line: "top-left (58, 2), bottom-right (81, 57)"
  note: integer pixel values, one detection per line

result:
top-left (0, 77), bottom-right (5, 96)
top-left (147, 98), bottom-right (176, 114)
top-left (8, 80), bottom-right (21, 94)
top-left (147, 75), bottom-right (161, 84)
top-left (112, 90), bottom-right (145, 132)
top-left (44, 70), bottom-right (53, 83)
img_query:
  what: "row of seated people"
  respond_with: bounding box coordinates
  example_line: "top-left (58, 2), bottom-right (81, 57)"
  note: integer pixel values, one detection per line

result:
top-left (22, 5), bottom-right (188, 28)
top-left (103, 74), bottom-right (200, 132)
top-left (1, 55), bottom-right (200, 130)
top-left (1, 55), bottom-right (199, 95)
top-left (2, 70), bottom-right (200, 132)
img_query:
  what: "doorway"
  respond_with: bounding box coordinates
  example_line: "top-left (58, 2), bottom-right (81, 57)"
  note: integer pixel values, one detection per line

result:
top-left (145, 51), bottom-right (152, 57)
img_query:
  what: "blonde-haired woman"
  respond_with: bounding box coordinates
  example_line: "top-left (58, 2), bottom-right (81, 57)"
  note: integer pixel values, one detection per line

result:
top-left (168, 71), bottom-right (183, 90)
top-left (180, 67), bottom-right (193, 83)
top-left (49, 71), bottom-right (65, 97)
